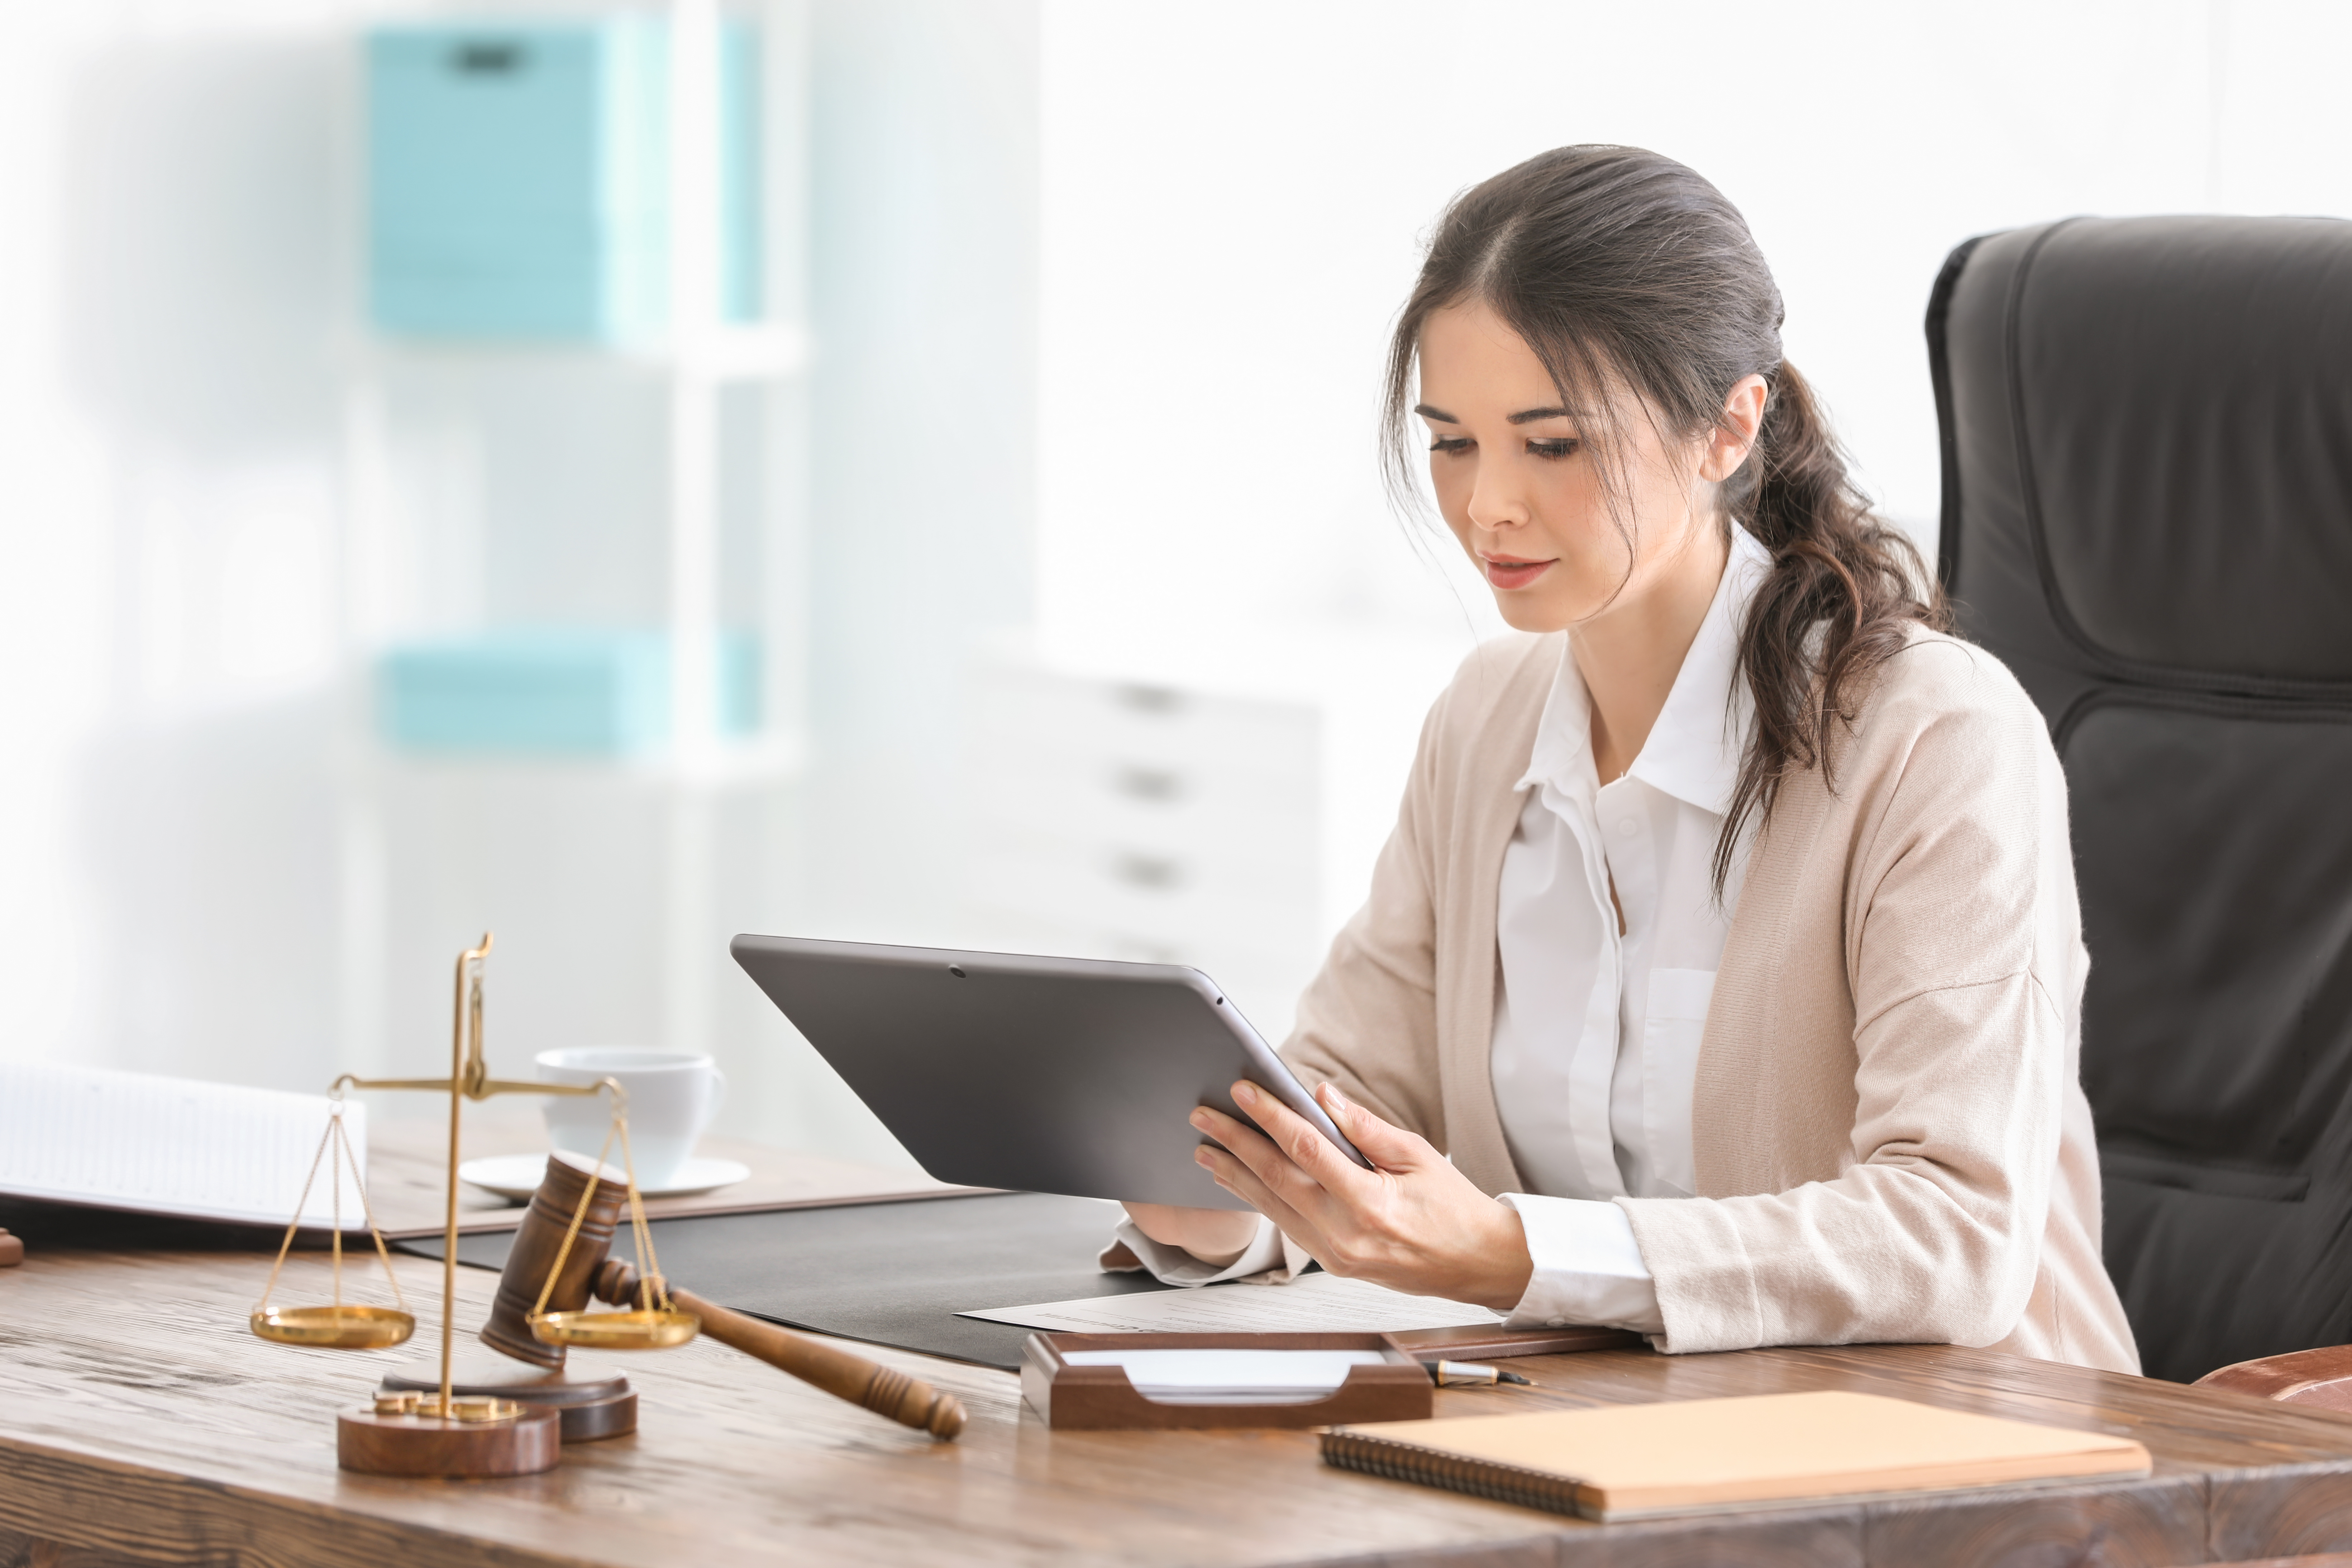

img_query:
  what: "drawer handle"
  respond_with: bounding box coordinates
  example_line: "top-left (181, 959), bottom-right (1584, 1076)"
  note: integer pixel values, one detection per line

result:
top-left (1112, 766), bottom-right (1184, 802)
top-left (1112, 683), bottom-right (1185, 715)
top-left (1111, 853), bottom-right (1183, 891)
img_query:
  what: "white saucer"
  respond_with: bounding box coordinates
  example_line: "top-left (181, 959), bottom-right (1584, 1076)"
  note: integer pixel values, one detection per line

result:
top-left (457, 1153), bottom-right (752, 1204)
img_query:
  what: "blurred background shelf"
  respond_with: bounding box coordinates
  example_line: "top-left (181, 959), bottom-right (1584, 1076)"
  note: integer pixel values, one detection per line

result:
top-left (338, 321), bottom-right (813, 382)
top-left (330, 0), bottom-right (815, 1116)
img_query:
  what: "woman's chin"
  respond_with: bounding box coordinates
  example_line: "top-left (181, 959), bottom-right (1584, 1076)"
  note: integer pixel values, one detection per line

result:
top-left (1489, 592), bottom-right (1578, 635)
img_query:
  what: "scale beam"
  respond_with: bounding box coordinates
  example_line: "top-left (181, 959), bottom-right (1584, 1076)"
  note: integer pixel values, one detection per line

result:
top-left (334, 1075), bottom-right (605, 1101)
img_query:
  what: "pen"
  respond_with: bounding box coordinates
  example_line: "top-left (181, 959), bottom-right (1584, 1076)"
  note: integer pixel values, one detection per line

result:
top-left (1425, 1359), bottom-right (1533, 1387)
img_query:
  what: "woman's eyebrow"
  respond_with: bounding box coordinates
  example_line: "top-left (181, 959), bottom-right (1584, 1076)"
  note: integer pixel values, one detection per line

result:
top-left (1413, 402), bottom-right (1576, 425)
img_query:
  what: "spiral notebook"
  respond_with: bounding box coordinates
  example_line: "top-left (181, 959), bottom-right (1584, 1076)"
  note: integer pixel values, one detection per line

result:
top-left (1320, 1390), bottom-right (2152, 1521)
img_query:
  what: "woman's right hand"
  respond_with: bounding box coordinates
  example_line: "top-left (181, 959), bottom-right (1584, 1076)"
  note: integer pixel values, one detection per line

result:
top-left (1120, 1202), bottom-right (1263, 1267)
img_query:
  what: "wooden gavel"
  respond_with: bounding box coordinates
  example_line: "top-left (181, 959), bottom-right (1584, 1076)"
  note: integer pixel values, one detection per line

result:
top-left (480, 1154), bottom-right (965, 1440)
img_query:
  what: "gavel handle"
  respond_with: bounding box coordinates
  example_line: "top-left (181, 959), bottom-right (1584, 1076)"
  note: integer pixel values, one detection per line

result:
top-left (595, 1262), bottom-right (965, 1440)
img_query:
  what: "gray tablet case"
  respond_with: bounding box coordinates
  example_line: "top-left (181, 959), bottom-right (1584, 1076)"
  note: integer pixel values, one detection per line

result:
top-left (730, 934), bottom-right (1367, 1209)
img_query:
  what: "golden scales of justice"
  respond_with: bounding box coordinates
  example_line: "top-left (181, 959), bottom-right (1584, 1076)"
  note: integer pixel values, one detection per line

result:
top-left (248, 934), bottom-right (965, 1479)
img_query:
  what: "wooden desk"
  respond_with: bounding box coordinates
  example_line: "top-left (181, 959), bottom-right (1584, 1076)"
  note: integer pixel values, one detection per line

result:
top-left (6, 1239), bottom-right (2352, 1567)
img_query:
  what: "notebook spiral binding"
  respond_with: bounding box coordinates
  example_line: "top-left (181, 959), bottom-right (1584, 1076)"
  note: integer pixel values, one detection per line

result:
top-left (1319, 1430), bottom-right (1592, 1520)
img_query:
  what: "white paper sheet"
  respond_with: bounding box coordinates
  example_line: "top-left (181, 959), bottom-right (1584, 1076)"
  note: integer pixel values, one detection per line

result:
top-left (1062, 1348), bottom-right (1392, 1404)
top-left (0, 1061), bottom-right (366, 1228)
top-left (959, 1269), bottom-right (1505, 1334)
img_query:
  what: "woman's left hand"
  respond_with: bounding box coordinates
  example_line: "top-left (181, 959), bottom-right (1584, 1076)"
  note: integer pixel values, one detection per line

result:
top-left (1193, 1080), bottom-right (1534, 1312)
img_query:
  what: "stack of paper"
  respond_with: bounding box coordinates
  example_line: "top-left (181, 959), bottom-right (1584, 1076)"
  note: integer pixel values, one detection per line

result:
top-left (0, 1061), bottom-right (365, 1229)
top-left (1064, 1348), bottom-right (1391, 1405)
top-left (962, 1269), bottom-right (1505, 1335)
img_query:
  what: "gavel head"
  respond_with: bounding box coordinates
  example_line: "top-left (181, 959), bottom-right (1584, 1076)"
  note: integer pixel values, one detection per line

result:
top-left (479, 1153), bottom-right (630, 1368)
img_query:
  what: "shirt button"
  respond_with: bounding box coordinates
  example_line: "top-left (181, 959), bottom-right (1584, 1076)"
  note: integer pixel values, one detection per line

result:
top-left (1616, 818), bottom-right (1637, 838)
top-left (1547, 1317), bottom-right (1568, 1328)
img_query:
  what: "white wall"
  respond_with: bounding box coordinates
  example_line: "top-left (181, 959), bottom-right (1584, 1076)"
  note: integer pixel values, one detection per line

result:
top-left (1034, 0), bottom-right (2352, 665)
top-left (795, 0), bottom-right (1038, 946)
top-left (0, 4), bottom-right (349, 1084)
top-left (3, 0), bottom-right (2346, 1160)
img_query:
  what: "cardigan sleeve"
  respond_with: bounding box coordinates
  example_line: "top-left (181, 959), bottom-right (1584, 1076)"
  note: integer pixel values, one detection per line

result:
top-left (1618, 649), bottom-right (2074, 1354)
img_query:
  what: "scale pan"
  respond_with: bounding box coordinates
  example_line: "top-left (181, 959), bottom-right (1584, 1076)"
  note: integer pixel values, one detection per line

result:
top-left (530, 1309), bottom-right (700, 1350)
top-left (251, 1305), bottom-right (416, 1349)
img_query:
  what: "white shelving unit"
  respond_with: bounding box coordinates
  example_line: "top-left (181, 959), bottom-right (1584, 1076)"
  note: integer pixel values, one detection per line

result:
top-left (332, 0), bottom-right (810, 1083)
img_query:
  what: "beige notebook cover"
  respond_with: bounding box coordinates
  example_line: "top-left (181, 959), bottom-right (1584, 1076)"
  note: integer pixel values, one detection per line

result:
top-left (1322, 1390), bottom-right (2152, 1521)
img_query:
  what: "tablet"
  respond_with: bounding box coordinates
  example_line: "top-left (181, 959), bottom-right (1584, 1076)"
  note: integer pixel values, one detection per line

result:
top-left (730, 934), bottom-right (1370, 1209)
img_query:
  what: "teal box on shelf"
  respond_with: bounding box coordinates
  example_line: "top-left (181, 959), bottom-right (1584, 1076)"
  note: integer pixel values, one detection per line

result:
top-left (366, 17), bottom-right (761, 340)
top-left (377, 629), bottom-right (760, 756)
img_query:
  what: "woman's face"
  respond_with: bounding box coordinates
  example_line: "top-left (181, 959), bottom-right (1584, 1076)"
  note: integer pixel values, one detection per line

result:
top-left (1415, 300), bottom-right (1750, 635)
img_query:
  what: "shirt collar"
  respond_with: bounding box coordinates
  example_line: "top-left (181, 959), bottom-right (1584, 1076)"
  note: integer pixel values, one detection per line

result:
top-left (1514, 524), bottom-right (1771, 819)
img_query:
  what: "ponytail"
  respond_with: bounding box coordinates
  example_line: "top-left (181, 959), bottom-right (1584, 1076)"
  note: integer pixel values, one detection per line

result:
top-left (1718, 361), bottom-right (1947, 892)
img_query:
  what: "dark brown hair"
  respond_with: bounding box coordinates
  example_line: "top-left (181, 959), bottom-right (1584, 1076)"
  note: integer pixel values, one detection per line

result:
top-left (1382, 144), bottom-right (1947, 890)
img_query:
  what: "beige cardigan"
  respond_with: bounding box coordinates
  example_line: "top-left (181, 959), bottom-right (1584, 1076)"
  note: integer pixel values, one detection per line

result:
top-left (1282, 628), bottom-right (2140, 1374)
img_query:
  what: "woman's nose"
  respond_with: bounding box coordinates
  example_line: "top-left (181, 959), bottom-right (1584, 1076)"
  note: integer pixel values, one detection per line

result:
top-left (1465, 462), bottom-right (1530, 532)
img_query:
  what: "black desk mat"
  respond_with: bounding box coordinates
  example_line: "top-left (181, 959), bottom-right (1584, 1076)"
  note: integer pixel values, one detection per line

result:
top-left (397, 1191), bottom-right (1170, 1371)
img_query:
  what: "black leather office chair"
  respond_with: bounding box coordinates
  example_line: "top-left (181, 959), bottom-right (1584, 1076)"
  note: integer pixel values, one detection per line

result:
top-left (1927, 215), bottom-right (2352, 1385)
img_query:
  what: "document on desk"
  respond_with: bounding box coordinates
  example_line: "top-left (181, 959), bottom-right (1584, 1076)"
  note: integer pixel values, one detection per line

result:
top-left (959, 1271), bottom-right (1506, 1334)
top-left (0, 1061), bottom-right (364, 1229)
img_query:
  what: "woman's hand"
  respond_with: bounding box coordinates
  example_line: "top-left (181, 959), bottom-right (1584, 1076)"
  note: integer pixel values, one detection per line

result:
top-left (1192, 1080), bottom-right (1535, 1311)
top-left (1118, 1202), bottom-right (1262, 1267)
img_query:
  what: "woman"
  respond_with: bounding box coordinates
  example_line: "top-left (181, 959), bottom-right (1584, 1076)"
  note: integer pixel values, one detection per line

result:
top-left (1110, 145), bottom-right (2138, 1373)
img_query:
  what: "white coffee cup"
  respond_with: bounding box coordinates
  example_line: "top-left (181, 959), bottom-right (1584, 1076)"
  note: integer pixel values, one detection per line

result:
top-left (536, 1047), bottom-right (727, 1190)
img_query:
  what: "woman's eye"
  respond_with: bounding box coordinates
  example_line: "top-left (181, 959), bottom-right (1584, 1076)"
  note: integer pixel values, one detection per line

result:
top-left (1428, 436), bottom-right (1474, 455)
top-left (1527, 438), bottom-right (1580, 460)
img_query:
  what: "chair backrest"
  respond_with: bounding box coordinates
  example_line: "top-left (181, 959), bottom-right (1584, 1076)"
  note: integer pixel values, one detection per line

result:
top-left (1928, 215), bottom-right (2352, 1383)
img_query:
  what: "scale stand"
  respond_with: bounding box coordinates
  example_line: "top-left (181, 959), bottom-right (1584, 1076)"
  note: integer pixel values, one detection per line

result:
top-left (377, 1354), bottom-right (635, 1444)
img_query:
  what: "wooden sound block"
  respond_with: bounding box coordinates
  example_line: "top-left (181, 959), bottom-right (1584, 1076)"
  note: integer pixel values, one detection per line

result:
top-left (337, 1402), bottom-right (562, 1478)
top-left (382, 1353), bottom-right (636, 1442)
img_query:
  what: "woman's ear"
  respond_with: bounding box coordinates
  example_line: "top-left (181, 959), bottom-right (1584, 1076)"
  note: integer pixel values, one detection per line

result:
top-left (1699, 373), bottom-right (1771, 482)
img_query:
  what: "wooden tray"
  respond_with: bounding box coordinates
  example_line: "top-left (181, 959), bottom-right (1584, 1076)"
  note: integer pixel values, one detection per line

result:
top-left (1022, 1332), bottom-right (1434, 1430)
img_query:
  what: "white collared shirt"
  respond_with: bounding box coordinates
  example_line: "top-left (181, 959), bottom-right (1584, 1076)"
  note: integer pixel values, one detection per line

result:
top-left (1112, 528), bottom-right (1770, 1334)
top-left (1490, 525), bottom-right (1769, 1333)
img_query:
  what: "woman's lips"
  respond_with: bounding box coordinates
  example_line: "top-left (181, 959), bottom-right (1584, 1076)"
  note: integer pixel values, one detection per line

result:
top-left (1483, 556), bottom-right (1555, 590)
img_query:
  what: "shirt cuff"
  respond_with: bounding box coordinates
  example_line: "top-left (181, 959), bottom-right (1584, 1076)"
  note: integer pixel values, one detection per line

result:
top-left (1098, 1214), bottom-right (1303, 1286)
top-left (1498, 1192), bottom-right (1666, 1334)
